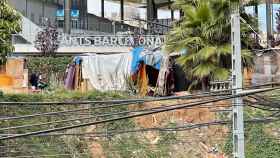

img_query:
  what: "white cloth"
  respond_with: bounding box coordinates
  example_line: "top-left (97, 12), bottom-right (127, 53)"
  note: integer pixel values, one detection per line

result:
top-left (81, 53), bottom-right (132, 91)
top-left (156, 55), bottom-right (169, 95)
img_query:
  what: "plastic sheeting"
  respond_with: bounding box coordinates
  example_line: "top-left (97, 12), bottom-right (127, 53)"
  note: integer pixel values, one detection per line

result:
top-left (131, 47), bottom-right (144, 74)
top-left (81, 53), bottom-right (132, 91)
top-left (131, 47), bottom-right (162, 73)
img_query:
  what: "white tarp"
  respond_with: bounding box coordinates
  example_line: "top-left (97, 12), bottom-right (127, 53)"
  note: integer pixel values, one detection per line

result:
top-left (81, 53), bottom-right (132, 91)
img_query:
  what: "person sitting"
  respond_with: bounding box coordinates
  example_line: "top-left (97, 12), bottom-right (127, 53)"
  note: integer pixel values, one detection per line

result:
top-left (29, 73), bottom-right (38, 90)
top-left (38, 74), bottom-right (48, 90)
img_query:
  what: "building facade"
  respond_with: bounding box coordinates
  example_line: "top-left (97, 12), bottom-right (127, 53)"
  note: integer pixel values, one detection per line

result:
top-left (7, 0), bottom-right (88, 30)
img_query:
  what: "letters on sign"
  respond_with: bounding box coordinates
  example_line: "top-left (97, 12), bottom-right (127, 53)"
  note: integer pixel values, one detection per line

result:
top-left (58, 35), bottom-right (165, 47)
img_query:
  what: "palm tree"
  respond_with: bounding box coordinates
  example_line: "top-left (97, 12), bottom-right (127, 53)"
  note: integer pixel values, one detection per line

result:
top-left (165, 0), bottom-right (256, 91)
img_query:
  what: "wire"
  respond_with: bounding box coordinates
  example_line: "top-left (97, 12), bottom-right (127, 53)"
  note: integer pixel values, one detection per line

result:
top-left (0, 97), bottom-right (249, 132)
top-left (0, 90), bottom-right (229, 106)
top-left (0, 101), bottom-right (234, 131)
top-left (0, 107), bottom-right (93, 121)
top-left (1, 82), bottom-right (279, 120)
top-left (0, 87), bottom-right (277, 140)
top-left (0, 153), bottom-right (90, 158)
top-left (0, 82), bottom-right (278, 106)
top-left (246, 96), bottom-right (280, 108)
top-left (247, 104), bottom-right (280, 111)
top-left (0, 97), bottom-right (234, 121)
top-left (1, 117), bottom-right (278, 138)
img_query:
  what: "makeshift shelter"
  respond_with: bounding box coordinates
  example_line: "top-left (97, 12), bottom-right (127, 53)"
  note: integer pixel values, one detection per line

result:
top-left (64, 47), bottom-right (189, 96)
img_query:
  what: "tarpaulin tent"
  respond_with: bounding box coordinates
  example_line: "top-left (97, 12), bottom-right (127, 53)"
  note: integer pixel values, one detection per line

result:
top-left (81, 53), bottom-right (132, 91)
top-left (64, 47), bottom-right (189, 96)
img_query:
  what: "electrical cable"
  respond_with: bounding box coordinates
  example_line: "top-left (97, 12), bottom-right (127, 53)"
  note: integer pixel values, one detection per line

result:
top-left (1, 117), bottom-right (278, 138)
top-left (0, 98), bottom-right (232, 121)
top-left (0, 87), bottom-right (277, 140)
top-left (0, 82), bottom-right (278, 106)
top-left (0, 99), bottom-right (250, 132)
top-left (0, 100), bottom-right (235, 131)
top-left (1, 82), bottom-right (279, 121)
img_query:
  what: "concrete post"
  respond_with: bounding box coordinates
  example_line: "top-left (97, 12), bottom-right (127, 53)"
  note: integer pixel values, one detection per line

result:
top-left (64, 0), bottom-right (71, 34)
top-left (231, 2), bottom-right (245, 158)
top-left (266, 0), bottom-right (272, 47)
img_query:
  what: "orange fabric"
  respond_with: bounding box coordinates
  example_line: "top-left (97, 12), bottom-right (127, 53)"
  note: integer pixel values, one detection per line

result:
top-left (0, 75), bottom-right (13, 87)
top-left (138, 64), bottom-right (148, 96)
top-left (74, 64), bottom-right (80, 90)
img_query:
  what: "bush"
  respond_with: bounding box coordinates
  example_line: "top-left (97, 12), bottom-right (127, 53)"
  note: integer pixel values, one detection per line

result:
top-left (26, 57), bottom-right (72, 85)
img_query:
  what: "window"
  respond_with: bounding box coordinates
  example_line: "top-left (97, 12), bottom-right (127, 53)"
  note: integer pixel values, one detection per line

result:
top-left (31, 13), bottom-right (35, 22)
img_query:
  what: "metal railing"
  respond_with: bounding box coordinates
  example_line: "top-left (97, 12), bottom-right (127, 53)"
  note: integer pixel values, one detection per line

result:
top-left (210, 80), bottom-right (232, 92)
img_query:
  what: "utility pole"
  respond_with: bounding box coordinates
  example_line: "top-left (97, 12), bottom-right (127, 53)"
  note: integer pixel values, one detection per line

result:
top-left (64, 0), bottom-right (71, 34)
top-left (266, 0), bottom-right (272, 47)
top-left (254, 2), bottom-right (259, 44)
top-left (120, 0), bottom-right (124, 22)
top-left (101, 0), bottom-right (104, 18)
top-left (231, 1), bottom-right (245, 158)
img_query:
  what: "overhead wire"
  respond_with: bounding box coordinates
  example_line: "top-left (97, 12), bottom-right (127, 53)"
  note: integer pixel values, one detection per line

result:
top-left (0, 82), bottom-right (278, 106)
top-left (0, 96), bottom-right (255, 132)
top-left (0, 87), bottom-right (278, 140)
top-left (1, 82), bottom-right (279, 121)
top-left (1, 117), bottom-right (278, 138)
top-left (2, 117), bottom-right (279, 156)
top-left (0, 101), bottom-right (233, 121)
top-left (0, 90), bottom-right (230, 106)
top-left (0, 100), bottom-right (234, 131)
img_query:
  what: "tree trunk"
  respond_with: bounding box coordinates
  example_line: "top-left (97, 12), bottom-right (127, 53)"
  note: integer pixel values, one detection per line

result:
top-left (201, 77), bottom-right (208, 92)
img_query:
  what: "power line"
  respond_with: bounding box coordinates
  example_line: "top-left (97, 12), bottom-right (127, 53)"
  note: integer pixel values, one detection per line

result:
top-left (0, 87), bottom-right (277, 140)
top-left (0, 101), bottom-right (234, 131)
top-left (0, 82), bottom-right (278, 106)
top-left (2, 83), bottom-right (279, 121)
top-left (0, 90), bottom-right (229, 106)
top-left (0, 153), bottom-right (90, 158)
top-left (1, 117), bottom-right (278, 138)
top-left (2, 118), bottom-right (278, 157)
top-left (0, 99), bottom-right (233, 121)
top-left (0, 96), bottom-right (253, 131)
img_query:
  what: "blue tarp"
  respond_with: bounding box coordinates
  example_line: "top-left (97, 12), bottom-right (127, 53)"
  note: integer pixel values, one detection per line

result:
top-left (130, 47), bottom-right (162, 74)
top-left (131, 47), bottom-right (144, 73)
top-left (74, 56), bottom-right (82, 65)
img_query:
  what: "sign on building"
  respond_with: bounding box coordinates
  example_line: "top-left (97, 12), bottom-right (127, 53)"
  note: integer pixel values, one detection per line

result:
top-left (56, 10), bottom-right (80, 21)
top-left (58, 35), bottom-right (165, 48)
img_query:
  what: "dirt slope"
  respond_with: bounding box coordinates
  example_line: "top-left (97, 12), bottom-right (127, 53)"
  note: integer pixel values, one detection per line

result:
top-left (88, 98), bottom-right (230, 158)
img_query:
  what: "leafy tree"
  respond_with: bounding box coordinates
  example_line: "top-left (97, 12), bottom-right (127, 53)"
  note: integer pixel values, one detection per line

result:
top-left (165, 0), bottom-right (257, 91)
top-left (35, 22), bottom-right (59, 57)
top-left (0, 0), bottom-right (21, 65)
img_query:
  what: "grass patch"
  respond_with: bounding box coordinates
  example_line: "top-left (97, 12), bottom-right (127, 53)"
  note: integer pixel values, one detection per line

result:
top-left (0, 90), bottom-right (132, 157)
top-left (0, 90), bottom-right (131, 102)
top-left (222, 96), bottom-right (280, 158)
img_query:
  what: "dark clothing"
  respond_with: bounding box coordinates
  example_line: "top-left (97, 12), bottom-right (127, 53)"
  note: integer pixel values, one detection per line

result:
top-left (146, 65), bottom-right (159, 87)
top-left (38, 81), bottom-right (48, 89)
top-left (30, 73), bottom-right (38, 87)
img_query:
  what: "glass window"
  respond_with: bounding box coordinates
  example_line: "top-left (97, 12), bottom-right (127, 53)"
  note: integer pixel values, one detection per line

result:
top-left (88, 0), bottom-right (101, 17)
top-left (104, 0), bottom-right (121, 21)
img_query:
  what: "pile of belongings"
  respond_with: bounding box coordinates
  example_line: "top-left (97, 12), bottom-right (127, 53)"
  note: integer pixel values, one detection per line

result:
top-left (64, 47), bottom-right (182, 96)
